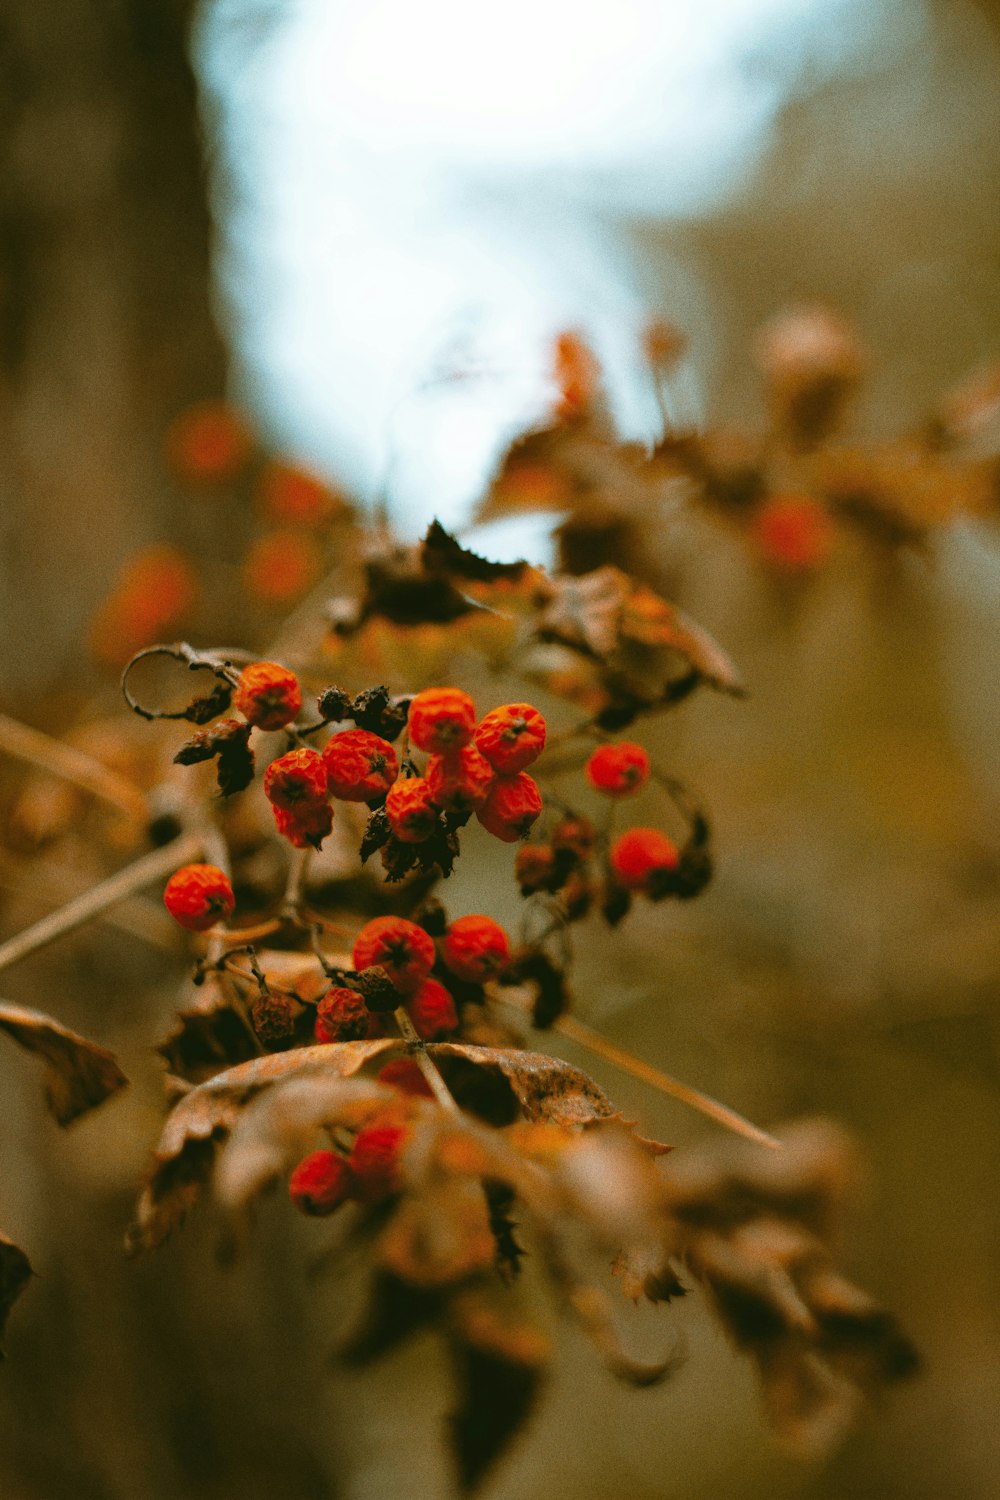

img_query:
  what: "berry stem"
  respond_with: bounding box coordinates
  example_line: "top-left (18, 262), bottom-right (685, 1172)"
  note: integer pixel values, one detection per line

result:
top-left (393, 1005), bottom-right (459, 1112)
top-left (0, 711), bottom-right (150, 823)
top-left (0, 829), bottom-right (203, 976)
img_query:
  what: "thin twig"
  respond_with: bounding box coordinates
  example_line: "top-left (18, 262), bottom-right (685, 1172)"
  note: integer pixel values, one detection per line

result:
top-left (393, 1006), bottom-right (459, 1112)
top-left (553, 1012), bottom-right (780, 1149)
top-left (0, 712), bottom-right (149, 822)
top-left (0, 830), bottom-right (202, 976)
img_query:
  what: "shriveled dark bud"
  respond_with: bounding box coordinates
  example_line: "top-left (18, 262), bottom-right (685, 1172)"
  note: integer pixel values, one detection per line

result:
top-left (356, 965), bottom-right (401, 1013)
top-left (317, 686), bottom-right (353, 722)
top-left (350, 684), bottom-right (391, 729)
top-left (414, 898), bottom-right (449, 936)
top-left (658, 845), bottom-right (713, 901)
top-left (251, 993), bottom-right (296, 1046)
top-left (501, 948), bottom-right (568, 1030)
top-left (560, 872), bottom-right (593, 921)
top-left (600, 881), bottom-right (632, 927)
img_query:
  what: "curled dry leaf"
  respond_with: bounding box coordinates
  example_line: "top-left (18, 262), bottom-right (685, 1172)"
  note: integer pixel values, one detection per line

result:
top-left (665, 1118), bottom-right (919, 1455)
top-left (430, 1042), bottom-right (627, 1130)
top-left (156, 974), bottom-right (262, 1085)
top-left (447, 1330), bottom-right (545, 1494)
top-left (534, 566), bottom-right (743, 695)
top-left (0, 1233), bottom-right (33, 1354)
top-left (421, 520), bottom-right (529, 584)
top-left (0, 1001), bottom-right (128, 1127)
top-left (128, 1040), bottom-right (397, 1252)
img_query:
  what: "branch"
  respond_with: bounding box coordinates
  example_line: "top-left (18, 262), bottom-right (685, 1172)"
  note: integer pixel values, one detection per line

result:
top-left (0, 712), bottom-right (149, 822)
top-left (0, 830), bottom-right (202, 976)
top-left (553, 1013), bottom-right (780, 1150)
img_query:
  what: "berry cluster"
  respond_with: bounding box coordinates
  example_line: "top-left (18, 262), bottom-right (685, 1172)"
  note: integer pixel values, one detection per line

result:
top-left (511, 739), bottom-right (712, 928)
top-left (288, 1108), bottom-right (413, 1216)
top-left (357, 689), bottom-right (546, 880)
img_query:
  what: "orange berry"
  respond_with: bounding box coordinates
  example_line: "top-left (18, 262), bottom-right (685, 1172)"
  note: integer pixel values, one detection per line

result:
top-left (263, 748), bottom-right (328, 811)
top-left (352, 916), bottom-right (435, 994)
top-left (442, 914), bottom-right (510, 983)
top-left (609, 827), bottom-right (679, 891)
top-left (89, 545), bottom-right (197, 668)
top-left (322, 728), bottom-right (398, 802)
top-left (163, 863), bottom-right (234, 931)
top-left (166, 400), bottom-right (253, 485)
top-left (407, 687), bottom-right (477, 753)
top-left (586, 742), bottom-right (650, 797)
top-left (753, 495), bottom-right (834, 573)
top-left (234, 662), bottom-right (302, 731)
top-left (256, 461), bottom-right (345, 527)
top-left (348, 1115), bottom-right (411, 1201)
top-left (314, 987), bottom-right (383, 1043)
top-left (377, 1059), bottom-right (434, 1099)
top-left (288, 1150), bottom-right (353, 1216)
top-left (273, 800), bottom-right (334, 850)
top-left (385, 775), bottom-right (437, 843)
top-left (476, 772), bottom-right (543, 842)
top-left (474, 703), bottom-right (546, 774)
top-left (242, 530), bottom-right (323, 604)
top-left (425, 743), bottom-right (495, 812)
top-left (406, 977), bottom-right (458, 1039)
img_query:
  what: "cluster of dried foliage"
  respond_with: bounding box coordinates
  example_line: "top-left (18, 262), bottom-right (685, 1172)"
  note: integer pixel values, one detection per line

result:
top-left (7, 303), bottom-right (996, 1489)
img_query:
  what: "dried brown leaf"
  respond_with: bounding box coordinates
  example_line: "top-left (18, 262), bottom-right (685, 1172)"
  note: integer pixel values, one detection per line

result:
top-left (0, 1233), bottom-right (33, 1354)
top-left (535, 566), bottom-right (743, 695)
top-left (429, 1042), bottom-right (621, 1129)
top-left (0, 1001), bottom-right (128, 1126)
top-left (667, 1118), bottom-right (919, 1454)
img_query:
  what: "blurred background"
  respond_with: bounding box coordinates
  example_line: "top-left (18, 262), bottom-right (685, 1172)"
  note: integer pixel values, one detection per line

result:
top-left (1, 1), bottom-right (999, 1497)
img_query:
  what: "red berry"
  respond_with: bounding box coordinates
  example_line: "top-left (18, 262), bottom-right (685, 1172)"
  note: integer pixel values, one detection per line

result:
top-left (243, 531), bottom-right (323, 605)
top-left (163, 863), bottom-right (235, 931)
top-left (322, 728), bottom-right (398, 802)
top-left (752, 495), bottom-right (833, 573)
top-left (234, 661), bottom-right (303, 731)
top-left (352, 916), bottom-right (435, 995)
top-left (425, 743), bottom-right (495, 812)
top-left (273, 800), bottom-right (334, 850)
top-left (377, 1059), bottom-right (434, 1099)
top-left (609, 827), bottom-right (680, 891)
top-left (289, 1150), bottom-right (353, 1216)
top-left (166, 401), bottom-right (253, 485)
top-left (263, 748), bottom-right (328, 810)
top-left (442, 914), bottom-right (511, 983)
top-left (474, 703), bottom-right (546, 774)
top-left (586, 741), bottom-right (651, 797)
top-left (256, 461), bottom-right (345, 527)
top-left (406, 977), bottom-right (458, 1039)
top-left (385, 775), bottom-right (438, 843)
top-left (314, 987), bottom-right (383, 1043)
top-left (348, 1115), bottom-right (411, 1201)
top-left (476, 772), bottom-right (543, 842)
top-left (407, 687), bottom-right (477, 753)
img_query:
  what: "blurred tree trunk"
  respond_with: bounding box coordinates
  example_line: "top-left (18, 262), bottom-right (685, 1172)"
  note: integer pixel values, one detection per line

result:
top-left (0, 0), bottom-right (225, 700)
